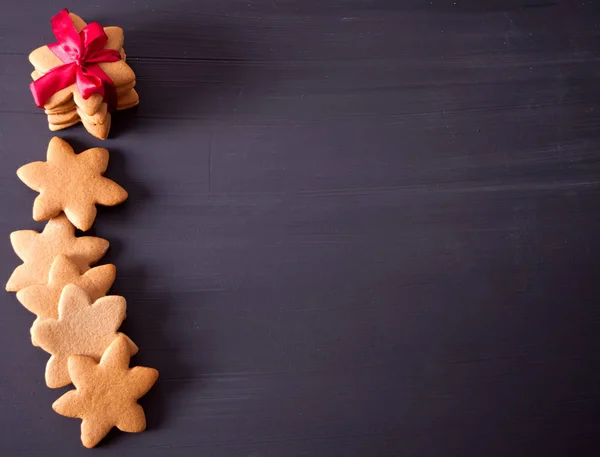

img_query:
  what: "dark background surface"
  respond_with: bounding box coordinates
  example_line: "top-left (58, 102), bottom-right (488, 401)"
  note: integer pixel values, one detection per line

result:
top-left (1, 0), bottom-right (600, 456)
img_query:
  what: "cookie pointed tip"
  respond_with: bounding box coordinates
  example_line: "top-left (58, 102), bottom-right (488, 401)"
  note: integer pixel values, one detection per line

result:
top-left (51, 397), bottom-right (63, 412)
top-left (49, 135), bottom-right (66, 143)
top-left (48, 136), bottom-right (67, 148)
top-left (14, 288), bottom-right (27, 303)
top-left (8, 231), bottom-right (22, 246)
top-left (32, 209), bottom-right (46, 222)
top-left (81, 437), bottom-right (98, 449)
top-left (5, 274), bottom-right (19, 293)
top-left (15, 165), bottom-right (26, 180)
top-left (149, 367), bottom-right (160, 382)
top-left (78, 221), bottom-right (93, 232)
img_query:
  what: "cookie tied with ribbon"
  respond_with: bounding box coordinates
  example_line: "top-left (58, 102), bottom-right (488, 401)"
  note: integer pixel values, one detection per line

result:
top-left (29, 9), bottom-right (139, 139)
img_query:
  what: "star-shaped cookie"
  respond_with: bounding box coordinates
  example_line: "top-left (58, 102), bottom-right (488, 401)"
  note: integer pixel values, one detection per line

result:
top-left (31, 284), bottom-right (138, 388)
top-left (17, 137), bottom-right (128, 231)
top-left (53, 334), bottom-right (158, 448)
top-left (17, 254), bottom-right (116, 346)
top-left (29, 12), bottom-right (137, 138)
top-left (6, 214), bottom-right (109, 292)
top-left (29, 12), bottom-right (134, 110)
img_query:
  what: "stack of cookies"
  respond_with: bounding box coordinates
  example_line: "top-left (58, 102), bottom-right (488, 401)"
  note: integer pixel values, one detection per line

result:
top-left (29, 12), bottom-right (139, 139)
top-left (6, 137), bottom-right (158, 448)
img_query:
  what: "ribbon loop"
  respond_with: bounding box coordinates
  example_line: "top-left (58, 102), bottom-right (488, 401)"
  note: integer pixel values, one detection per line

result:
top-left (30, 9), bottom-right (121, 110)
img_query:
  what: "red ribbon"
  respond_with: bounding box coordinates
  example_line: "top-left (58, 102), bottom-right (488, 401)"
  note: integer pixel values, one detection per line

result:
top-left (30, 9), bottom-right (121, 110)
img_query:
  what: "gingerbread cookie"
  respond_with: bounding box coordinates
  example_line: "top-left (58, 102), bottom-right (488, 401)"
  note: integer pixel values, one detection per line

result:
top-left (31, 284), bottom-right (138, 388)
top-left (29, 15), bottom-right (132, 84)
top-left (17, 137), bottom-right (128, 231)
top-left (29, 11), bottom-right (138, 138)
top-left (46, 110), bottom-right (79, 125)
top-left (6, 214), bottom-right (109, 292)
top-left (49, 119), bottom-right (80, 131)
top-left (77, 103), bottom-right (109, 126)
top-left (117, 88), bottom-right (140, 110)
top-left (17, 254), bottom-right (116, 345)
top-left (84, 116), bottom-right (112, 140)
top-left (52, 335), bottom-right (158, 448)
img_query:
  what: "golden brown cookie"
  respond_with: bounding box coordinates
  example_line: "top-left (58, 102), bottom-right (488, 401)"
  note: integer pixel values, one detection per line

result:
top-left (82, 114), bottom-right (112, 140)
top-left (31, 284), bottom-right (138, 388)
top-left (16, 254), bottom-right (116, 345)
top-left (29, 67), bottom-right (74, 110)
top-left (69, 12), bottom-right (87, 31)
top-left (75, 81), bottom-right (136, 117)
top-left (77, 103), bottom-right (108, 126)
top-left (52, 334), bottom-right (158, 448)
top-left (69, 25), bottom-right (128, 118)
top-left (48, 118), bottom-right (81, 131)
top-left (29, 12), bottom-right (137, 137)
top-left (45, 103), bottom-right (77, 115)
top-left (117, 89), bottom-right (140, 110)
top-left (29, 14), bottom-right (120, 74)
top-left (39, 94), bottom-right (76, 114)
top-left (17, 137), bottom-right (128, 231)
top-left (31, 78), bottom-right (76, 114)
top-left (6, 214), bottom-right (109, 292)
top-left (98, 60), bottom-right (135, 87)
top-left (117, 80), bottom-right (136, 94)
top-left (103, 26), bottom-right (125, 52)
top-left (33, 68), bottom-right (134, 95)
top-left (29, 33), bottom-right (76, 110)
top-left (73, 92), bottom-right (104, 117)
top-left (47, 109), bottom-right (79, 126)
top-left (40, 84), bottom-right (75, 111)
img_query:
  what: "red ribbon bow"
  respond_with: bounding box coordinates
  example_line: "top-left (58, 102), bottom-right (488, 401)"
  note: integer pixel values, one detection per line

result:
top-left (30, 9), bottom-right (121, 110)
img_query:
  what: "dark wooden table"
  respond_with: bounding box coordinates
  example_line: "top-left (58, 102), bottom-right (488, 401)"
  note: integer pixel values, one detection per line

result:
top-left (1, 1), bottom-right (599, 456)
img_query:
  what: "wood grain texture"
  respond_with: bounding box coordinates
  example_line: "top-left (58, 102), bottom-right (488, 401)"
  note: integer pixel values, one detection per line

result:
top-left (1, 1), bottom-right (600, 456)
